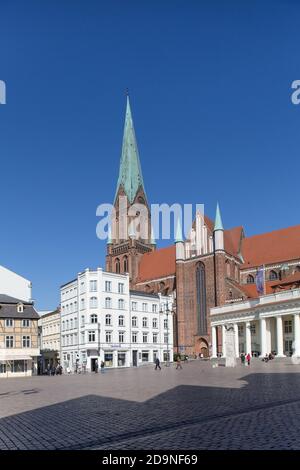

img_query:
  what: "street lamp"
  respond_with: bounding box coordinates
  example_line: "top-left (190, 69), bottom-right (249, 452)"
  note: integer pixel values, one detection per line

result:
top-left (161, 301), bottom-right (171, 367)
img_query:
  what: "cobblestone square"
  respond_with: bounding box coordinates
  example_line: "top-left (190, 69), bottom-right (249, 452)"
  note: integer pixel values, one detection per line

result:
top-left (1, 359), bottom-right (300, 450)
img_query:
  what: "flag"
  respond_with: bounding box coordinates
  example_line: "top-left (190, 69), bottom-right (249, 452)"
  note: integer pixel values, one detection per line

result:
top-left (256, 265), bottom-right (265, 295)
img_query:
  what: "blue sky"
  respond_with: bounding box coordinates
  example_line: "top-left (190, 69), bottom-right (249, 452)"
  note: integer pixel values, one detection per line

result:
top-left (0, 0), bottom-right (299, 309)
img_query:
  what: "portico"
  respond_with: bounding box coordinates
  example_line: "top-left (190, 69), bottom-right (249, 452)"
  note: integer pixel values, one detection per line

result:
top-left (210, 289), bottom-right (300, 359)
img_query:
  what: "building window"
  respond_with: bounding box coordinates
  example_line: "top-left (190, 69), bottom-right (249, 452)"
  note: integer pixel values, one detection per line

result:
top-left (115, 258), bottom-right (120, 274)
top-left (105, 297), bottom-right (112, 309)
top-left (123, 256), bottom-right (128, 273)
top-left (226, 260), bottom-right (230, 277)
top-left (142, 317), bottom-right (148, 328)
top-left (142, 303), bottom-right (147, 312)
top-left (269, 270), bottom-right (278, 280)
top-left (164, 319), bottom-right (168, 329)
top-left (152, 317), bottom-right (158, 328)
top-left (119, 331), bottom-right (124, 343)
top-left (152, 304), bottom-right (157, 313)
top-left (80, 282), bottom-right (85, 294)
top-left (62, 320), bottom-right (65, 331)
top-left (246, 275), bottom-right (255, 284)
top-left (143, 333), bottom-right (148, 343)
top-left (70, 319), bottom-right (73, 329)
top-left (118, 315), bottom-right (124, 327)
top-left (22, 335), bottom-right (30, 348)
top-left (132, 316), bottom-right (137, 327)
top-left (250, 324), bottom-right (256, 334)
top-left (81, 315), bottom-right (85, 327)
top-left (118, 283), bottom-right (124, 294)
top-left (81, 332), bottom-right (85, 344)
top-left (132, 332), bottom-right (137, 343)
top-left (90, 296), bottom-right (98, 309)
top-left (22, 319), bottom-right (30, 328)
top-left (196, 262), bottom-right (207, 335)
top-left (88, 331), bottom-right (95, 342)
top-left (5, 319), bottom-right (13, 327)
top-left (164, 333), bottom-right (168, 343)
top-left (105, 331), bottom-right (112, 343)
top-left (118, 299), bottom-right (125, 309)
top-left (6, 336), bottom-right (14, 348)
top-left (105, 281), bottom-right (112, 292)
top-left (238, 325), bottom-right (244, 336)
top-left (284, 320), bottom-right (292, 334)
top-left (118, 352), bottom-right (126, 367)
top-left (142, 351), bottom-right (149, 362)
top-left (90, 280), bottom-right (97, 292)
top-left (17, 303), bottom-right (24, 313)
top-left (153, 333), bottom-right (158, 343)
top-left (132, 302), bottom-right (137, 311)
top-left (105, 314), bottom-right (112, 326)
top-left (90, 314), bottom-right (98, 324)
top-left (80, 298), bottom-right (85, 310)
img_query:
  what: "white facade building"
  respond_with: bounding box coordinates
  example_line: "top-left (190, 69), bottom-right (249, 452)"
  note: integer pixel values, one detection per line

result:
top-left (60, 268), bottom-right (174, 371)
top-left (0, 265), bottom-right (32, 302)
top-left (210, 289), bottom-right (300, 359)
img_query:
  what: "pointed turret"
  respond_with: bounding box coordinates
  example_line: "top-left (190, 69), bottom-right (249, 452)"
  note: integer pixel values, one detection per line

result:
top-left (213, 202), bottom-right (224, 251)
top-left (214, 202), bottom-right (224, 231)
top-left (114, 96), bottom-right (146, 204)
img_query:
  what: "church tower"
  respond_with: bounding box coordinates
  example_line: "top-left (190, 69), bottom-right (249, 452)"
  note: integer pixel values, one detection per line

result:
top-left (106, 96), bottom-right (155, 285)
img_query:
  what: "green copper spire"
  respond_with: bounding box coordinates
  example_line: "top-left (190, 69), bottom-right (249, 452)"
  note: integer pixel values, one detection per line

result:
top-left (114, 96), bottom-right (146, 204)
top-left (214, 202), bottom-right (224, 231)
top-left (175, 217), bottom-right (183, 243)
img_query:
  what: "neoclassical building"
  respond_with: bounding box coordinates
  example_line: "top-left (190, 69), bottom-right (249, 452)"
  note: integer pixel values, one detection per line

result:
top-left (105, 96), bottom-right (300, 358)
top-left (210, 289), bottom-right (300, 358)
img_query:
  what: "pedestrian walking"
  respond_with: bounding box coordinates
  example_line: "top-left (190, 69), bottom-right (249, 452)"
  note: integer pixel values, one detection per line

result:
top-left (246, 353), bottom-right (251, 366)
top-left (154, 357), bottom-right (161, 370)
top-left (240, 353), bottom-right (245, 365)
top-left (100, 361), bottom-right (105, 374)
top-left (176, 356), bottom-right (183, 370)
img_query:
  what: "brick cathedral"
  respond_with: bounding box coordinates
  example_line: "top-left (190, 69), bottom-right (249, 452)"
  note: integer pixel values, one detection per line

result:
top-left (106, 97), bottom-right (300, 357)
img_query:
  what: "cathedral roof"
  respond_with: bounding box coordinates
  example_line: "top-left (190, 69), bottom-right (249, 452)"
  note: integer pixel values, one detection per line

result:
top-left (114, 96), bottom-right (146, 204)
top-left (137, 245), bottom-right (176, 283)
top-left (241, 224), bottom-right (300, 269)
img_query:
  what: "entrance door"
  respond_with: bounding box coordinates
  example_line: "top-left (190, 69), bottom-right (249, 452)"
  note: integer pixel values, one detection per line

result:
top-left (91, 358), bottom-right (97, 372)
top-left (285, 340), bottom-right (293, 356)
top-left (132, 350), bottom-right (138, 367)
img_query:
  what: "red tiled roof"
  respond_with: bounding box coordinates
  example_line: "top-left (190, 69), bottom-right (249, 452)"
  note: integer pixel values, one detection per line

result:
top-left (237, 282), bottom-right (273, 299)
top-left (224, 226), bottom-right (243, 258)
top-left (242, 225), bottom-right (300, 269)
top-left (137, 245), bottom-right (176, 283)
top-left (270, 271), bottom-right (300, 288)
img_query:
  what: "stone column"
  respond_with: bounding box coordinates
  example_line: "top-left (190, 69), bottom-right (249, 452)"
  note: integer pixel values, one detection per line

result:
top-left (276, 316), bottom-right (284, 357)
top-left (222, 324), bottom-right (227, 357)
top-left (293, 313), bottom-right (300, 357)
top-left (234, 323), bottom-right (239, 358)
top-left (245, 321), bottom-right (252, 355)
top-left (211, 326), bottom-right (217, 358)
top-left (259, 317), bottom-right (267, 357)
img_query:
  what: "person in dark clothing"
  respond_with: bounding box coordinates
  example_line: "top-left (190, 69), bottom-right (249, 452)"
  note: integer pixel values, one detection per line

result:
top-left (240, 353), bottom-right (245, 365)
top-left (100, 361), bottom-right (105, 373)
top-left (94, 359), bottom-right (98, 373)
top-left (155, 357), bottom-right (161, 370)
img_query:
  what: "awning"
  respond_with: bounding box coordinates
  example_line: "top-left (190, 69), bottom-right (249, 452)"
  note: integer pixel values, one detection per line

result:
top-left (0, 355), bottom-right (32, 361)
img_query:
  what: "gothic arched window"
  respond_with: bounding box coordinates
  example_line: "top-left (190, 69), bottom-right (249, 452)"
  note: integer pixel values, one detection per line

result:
top-left (196, 262), bottom-right (207, 335)
top-left (115, 258), bottom-right (120, 274)
top-left (123, 256), bottom-right (128, 273)
top-left (247, 274), bottom-right (254, 284)
top-left (269, 270), bottom-right (278, 280)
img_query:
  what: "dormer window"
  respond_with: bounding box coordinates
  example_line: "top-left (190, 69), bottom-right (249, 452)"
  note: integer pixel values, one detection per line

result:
top-left (17, 303), bottom-right (24, 313)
